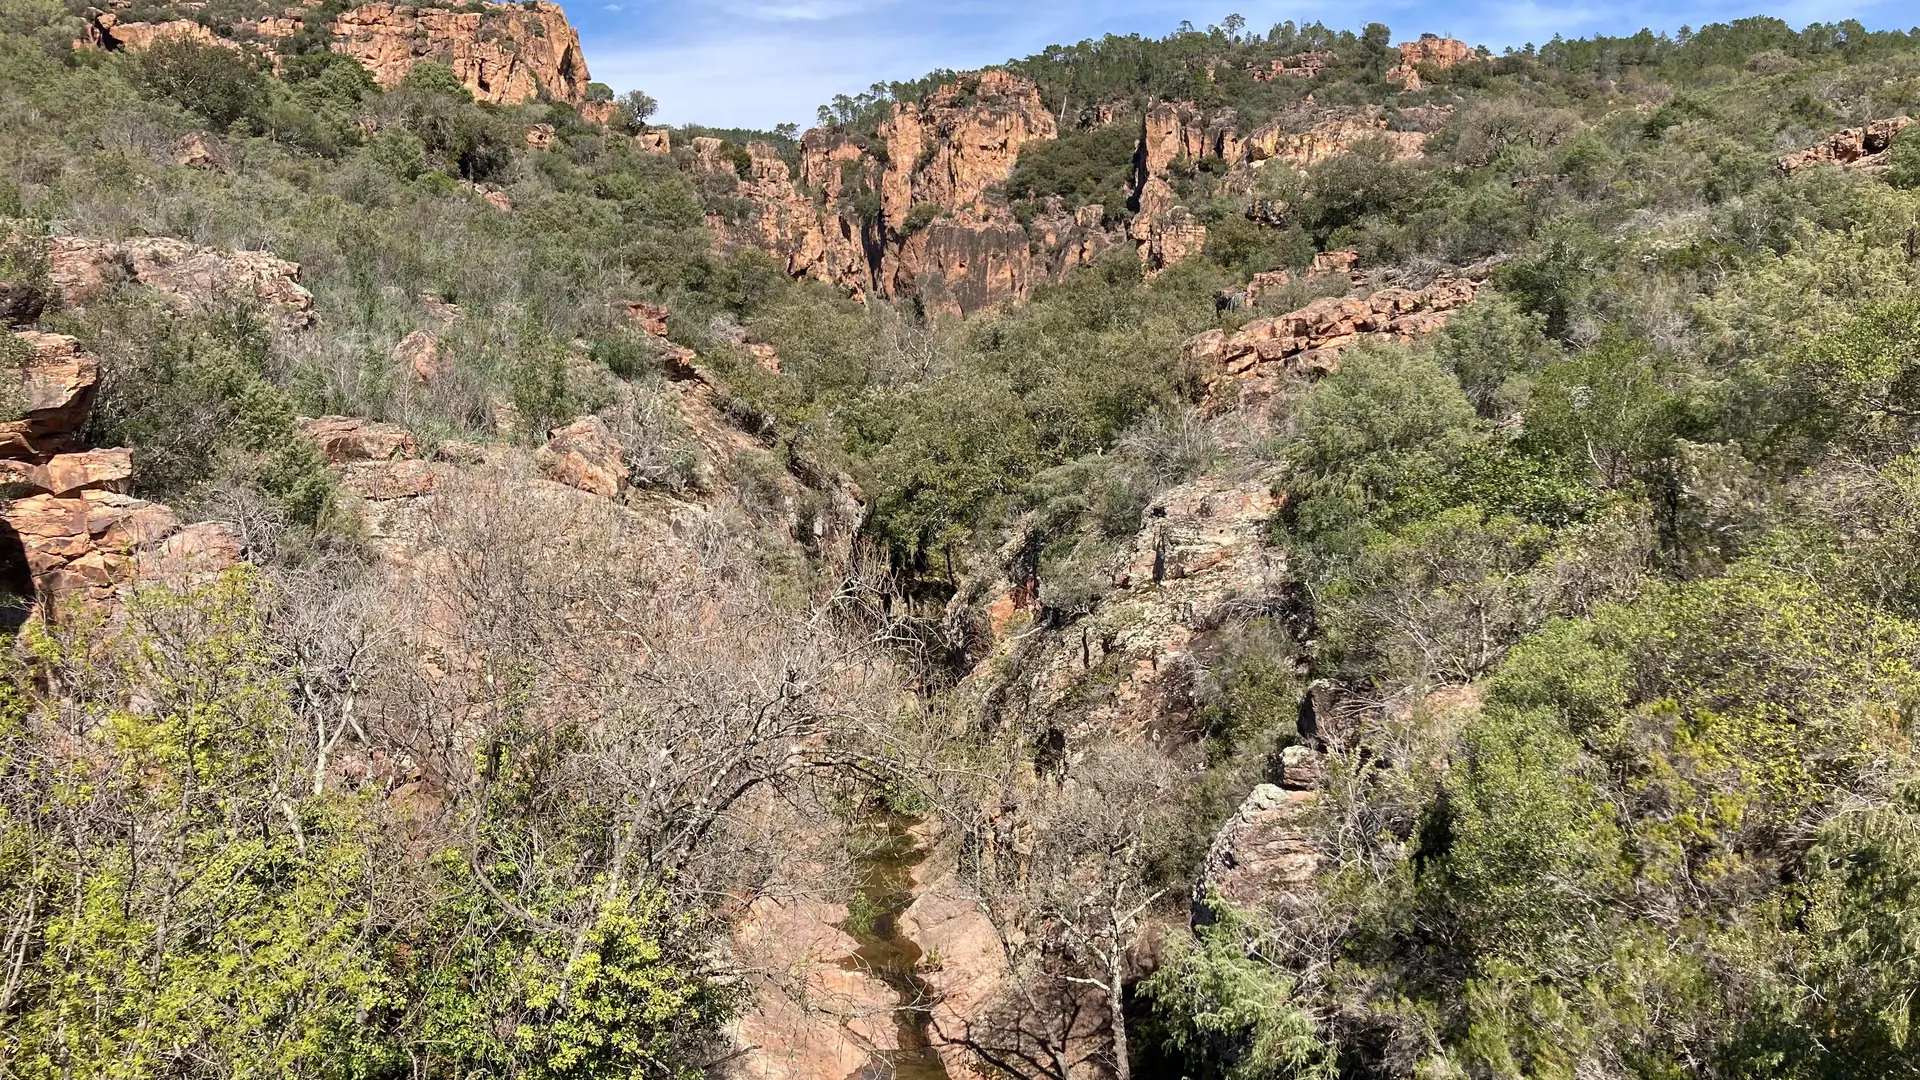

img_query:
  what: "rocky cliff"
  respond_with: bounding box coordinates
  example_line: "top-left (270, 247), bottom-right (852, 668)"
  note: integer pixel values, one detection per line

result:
top-left (699, 70), bottom-right (1060, 318)
top-left (79, 0), bottom-right (593, 106)
top-left (327, 1), bottom-right (590, 104)
top-left (702, 59), bottom-right (1462, 311)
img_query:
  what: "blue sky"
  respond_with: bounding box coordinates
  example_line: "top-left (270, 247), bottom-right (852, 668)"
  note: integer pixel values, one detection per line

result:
top-left (568, 0), bottom-right (1920, 130)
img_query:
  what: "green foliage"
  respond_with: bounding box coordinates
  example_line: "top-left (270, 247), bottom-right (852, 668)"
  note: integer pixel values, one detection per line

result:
top-left (80, 305), bottom-right (334, 526)
top-left (1142, 906), bottom-right (1336, 1080)
top-left (130, 35), bottom-right (268, 130)
top-left (1, 575), bottom-right (396, 1078)
top-left (0, 574), bottom-right (735, 1078)
top-left (1283, 344), bottom-right (1478, 552)
top-left (1432, 290), bottom-right (1557, 418)
top-left (1888, 130), bottom-right (1920, 190)
top-left (1003, 119), bottom-right (1139, 221)
top-left (400, 59), bottom-right (473, 101)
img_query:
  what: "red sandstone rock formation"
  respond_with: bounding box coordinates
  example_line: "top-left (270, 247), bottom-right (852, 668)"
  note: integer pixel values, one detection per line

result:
top-left (1778, 117), bottom-right (1914, 173)
top-left (1249, 51), bottom-right (1332, 82)
top-left (394, 330), bottom-right (452, 384)
top-left (1198, 753), bottom-right (1324, 918)
top-left (80, 0), bottom-right (594, 108)
top-left (78, 11), bottom-right (222, 51)
top-left (1185, 270), bottom-right (1482, 413)
top-left (537, 415), bottom-right (629, 499)
top-left (1387, 35), bottom-right (1478, 90)
top-left (299, 416), bottom-right (422, 463)
top-left (328, 1), bottom-right (590, 104)
top-left (48, 236), bottom-right (314, 329)
top-left (704, 72), bottom-right (1059, 316)
top-left (0, 332), bottom-right (239, 610)
top-left (1, 332), bottom-right (99, 458)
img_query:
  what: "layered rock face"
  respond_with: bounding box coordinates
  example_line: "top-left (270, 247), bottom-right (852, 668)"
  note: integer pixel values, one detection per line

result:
top-left (1185, 261), bottom-right (1491, 413)
top-left (79, 11), bottom-right (220, 51)
top-left (328, 1), bottom-right (591, 105)
top-left (1778, 116), bottom-right (1914, 173)
top-left (710, 54), bottom-right (1462, 303)
top-left (78, 0), bottom-right (592, 107)
top-left (0, 333), bottom-right (237, 612)
top-left (1198, 745), bottom-right (1327, 920)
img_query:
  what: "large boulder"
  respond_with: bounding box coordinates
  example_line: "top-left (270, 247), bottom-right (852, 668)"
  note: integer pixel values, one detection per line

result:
top-left (1196, 776), bottom-right (1321, 922)
top-left (0, 332), bottom-right (99, 457)
top-left (299, 415), bottom-right (422, 463)
top-left (394, 330), bottom-right (452, 383)
top-left (0, 490), bottom-right (236, 608)
top-left (0, 448), bottom-right (132, 496)
top-left (537, 416), bottom-right (628, 499)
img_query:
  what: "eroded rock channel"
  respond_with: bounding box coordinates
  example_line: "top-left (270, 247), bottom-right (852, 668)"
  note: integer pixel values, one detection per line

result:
top-left (839, 814), bottom-right (952, 1080)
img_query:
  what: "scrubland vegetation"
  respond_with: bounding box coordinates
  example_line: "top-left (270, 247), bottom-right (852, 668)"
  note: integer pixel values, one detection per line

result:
top-left (5, 0), bottom-right (1920, 1076)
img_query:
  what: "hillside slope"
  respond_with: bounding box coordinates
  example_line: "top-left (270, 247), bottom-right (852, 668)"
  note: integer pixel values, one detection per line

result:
top-left (3, 6), bottom-right (1920, 1080)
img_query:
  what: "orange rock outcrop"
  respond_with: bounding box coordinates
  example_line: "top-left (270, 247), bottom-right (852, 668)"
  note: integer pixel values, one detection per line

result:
top-left (1184, 268), bottom-right (1484, 411)
top-left (0, 332), bottom-right (238, 611)
top-left (48, 236), bottom-right (314, 329)
top-left (1387, 35), bottom-right (1478, 90)
top-left (708, 61), bottom-right (1451, 308)
top-left (328, 1), bottom-right (591, 104)
top-left (1777, 116), bottom-right (1914, 173)
top-left (704, 72), bottom-right (1060, 317)
top-left (79, 11), bottom-right (221, 51)
top-left (79, 0), bottom-right (593, 108)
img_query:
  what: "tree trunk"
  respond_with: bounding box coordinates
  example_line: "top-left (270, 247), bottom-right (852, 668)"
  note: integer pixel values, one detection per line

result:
top-left (1108, 955), bottom-right (1130, 1080)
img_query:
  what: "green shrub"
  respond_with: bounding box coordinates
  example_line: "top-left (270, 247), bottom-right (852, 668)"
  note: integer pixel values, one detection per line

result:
top-left (131, 35), bottom-right (268, 130)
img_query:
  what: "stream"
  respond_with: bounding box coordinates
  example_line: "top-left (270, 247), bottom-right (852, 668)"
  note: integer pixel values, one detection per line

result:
top-left (838, 812), bottom-right (953, 1080)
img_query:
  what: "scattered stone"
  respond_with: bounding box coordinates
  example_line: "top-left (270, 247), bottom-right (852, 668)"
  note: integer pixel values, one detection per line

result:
top-left (747, 342), bottom-right (781, 373)
top-left (524, 123), bottom-right (556, 150)
top-left (394, 329), bottom-right (452, 383)
top-left (298, 415), bottom-right (422, 463)
top-left (615, 300), bottom-right (671, 337)
top-left (417, 292), bottom-right (462, 324)
top-left (47, 236), bottom-right (314, 329)
top-left (635, 127), bottom-right (672, 154)
top-left (174, 132), bottom-right (226, 171)
top-left (339, 458), bottom-right (438, 500)
top-left (537, 415), bottom-right (628, 498)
